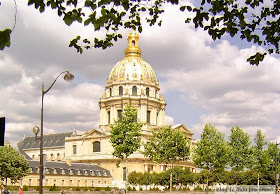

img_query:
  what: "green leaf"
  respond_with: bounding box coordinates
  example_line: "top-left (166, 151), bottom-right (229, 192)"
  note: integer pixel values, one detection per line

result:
top-left (180, 6), bottom-right (186, 12)
top-left (0, 29), bottom-right (12, 50)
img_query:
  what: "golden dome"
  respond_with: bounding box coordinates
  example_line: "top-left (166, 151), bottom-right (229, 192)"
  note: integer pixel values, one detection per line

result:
top-left (107, 31), bottom-right (159, 86)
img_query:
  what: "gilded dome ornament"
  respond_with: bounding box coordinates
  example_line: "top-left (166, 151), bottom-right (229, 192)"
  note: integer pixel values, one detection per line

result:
top-left (107, 31), bottom-right (159, 86)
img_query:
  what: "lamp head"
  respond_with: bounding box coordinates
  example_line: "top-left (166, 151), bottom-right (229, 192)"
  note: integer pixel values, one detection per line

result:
top-left (33, 126), bottom-right (40, 135)
top-left (64, 72), bottom-right (74, 81)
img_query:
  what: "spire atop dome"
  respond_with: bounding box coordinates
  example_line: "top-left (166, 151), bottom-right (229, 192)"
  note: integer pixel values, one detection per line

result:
top-left (125, 30), bottom-right (142, 57)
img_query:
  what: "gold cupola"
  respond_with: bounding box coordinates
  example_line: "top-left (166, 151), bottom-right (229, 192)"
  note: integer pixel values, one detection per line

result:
top-left (107, 31), bottom-right (159, 86)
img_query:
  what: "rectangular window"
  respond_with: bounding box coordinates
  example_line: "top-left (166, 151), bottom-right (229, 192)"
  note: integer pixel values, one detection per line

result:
top-left (45, 179), bottom-right (48, 186)
top-left (29, 179), bottom-right (32, 186)
top-left (73, 145), bottom-right (77, 155)
top-left (53, 179), bottom-right (56, 186)
top-left (118, 110), bottom-right (122, 122)
top-left (147, 111), bottom-right (151, 124)
top-left (108, 111), bottom-right (110, 124)
top-left (70, 180), bottom-right (72, 186)
top-left (62, 180), bottom-right (64, 186)
top-left (123, 167), bottom-right (126, 181)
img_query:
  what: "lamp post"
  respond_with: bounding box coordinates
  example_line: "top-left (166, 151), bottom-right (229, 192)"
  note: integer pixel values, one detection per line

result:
top-left (275, 140), bottom-right (280, 194)
top-left (33, 71), bottom-right (74, 194)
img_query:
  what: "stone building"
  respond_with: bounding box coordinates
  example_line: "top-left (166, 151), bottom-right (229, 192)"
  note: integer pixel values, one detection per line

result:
top-left (16, 31), bottom-right (196, 188)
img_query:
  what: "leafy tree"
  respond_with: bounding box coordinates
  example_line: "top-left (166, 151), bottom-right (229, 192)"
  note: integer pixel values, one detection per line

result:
top-left (143, 126), bottom-right (191, 192)
top-left (2, 0), bottom-right (279, 65)
top-left (140, 172), bottom-right (151, 190)
top-left (228, 126), bottom-right (253, 184)
top-left (109, 104), bottom-right (144, 191)
top-left (0, 145), bottom-right (29, 184)
top-left (12, 0), bottom-right (275, 65)
top-left (193, 123), bottom-right (228, 188)
top-left (252, 129), bottom-right (272, 185)
top-left (128, 171), bottom-right (142, 187)
top-left (267, 141), bottom-right (280, 185)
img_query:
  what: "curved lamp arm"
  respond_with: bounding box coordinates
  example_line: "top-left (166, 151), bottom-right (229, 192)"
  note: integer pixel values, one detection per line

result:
top-left (43, 71), bottom-right (74, 95)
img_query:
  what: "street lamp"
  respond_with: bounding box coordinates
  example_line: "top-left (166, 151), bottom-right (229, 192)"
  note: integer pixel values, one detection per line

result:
top-left (275, 140), bottom-right (280, 194)
top-left (33, 71), bottom-right (74, 194)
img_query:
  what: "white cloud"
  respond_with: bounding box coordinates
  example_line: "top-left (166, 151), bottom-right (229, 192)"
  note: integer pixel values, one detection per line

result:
top-left (1, 0), bottom-right (280, 146)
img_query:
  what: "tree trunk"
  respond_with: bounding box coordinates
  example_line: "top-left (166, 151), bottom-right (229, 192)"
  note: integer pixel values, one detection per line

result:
top-left (170, 163), bottom-right (173, 193)
top-left (126, 158), bottom-right (128, 194)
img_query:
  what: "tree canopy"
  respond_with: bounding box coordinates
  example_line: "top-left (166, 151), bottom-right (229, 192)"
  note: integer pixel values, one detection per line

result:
top-left (143, 126), bottom-right (191, 164)
top-left (1, 0), bottom-right (279, 65)
top-left (143, 125), bottom-right (191, 192)
top-left (193, 123), bottom-right (228, 173)
top-left (0, 145), bottom-right (29, 184)
top-left (109, 104), bottom-right (144, 161)
top-left (228, 126), bottom-right (253, 172)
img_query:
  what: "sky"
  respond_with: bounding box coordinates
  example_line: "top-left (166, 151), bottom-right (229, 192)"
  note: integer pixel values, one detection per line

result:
top-left (1, 0), bottom-right (280, 145)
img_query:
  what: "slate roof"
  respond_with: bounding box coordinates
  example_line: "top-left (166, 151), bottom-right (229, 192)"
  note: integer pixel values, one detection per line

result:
top-left (17, 132), bottom-right (73, 149)
top-left (28, 160), bottom-right (111, 177)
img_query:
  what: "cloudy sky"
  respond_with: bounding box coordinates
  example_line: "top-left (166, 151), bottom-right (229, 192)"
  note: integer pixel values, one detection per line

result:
top-left (1, 0), bottom-right (280, 145)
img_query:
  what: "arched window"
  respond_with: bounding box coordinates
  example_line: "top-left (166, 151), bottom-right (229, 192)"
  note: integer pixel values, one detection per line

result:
top-left (118, 110), bottom-right (123, 122)
top-left (146, 87), bottom-right (149, 96)
top-left (93, 141), bottom-right (101, 152)
top-left (119, 86), bottom-right (123, 96)
top-left (109, 88), bottom-right (112, 97)
top-left (132, 86), bottom-right (137, 96)
top-left (108, 111), bottom-right (110, 124)
top-left (147, 111), bottom-right (151, 124)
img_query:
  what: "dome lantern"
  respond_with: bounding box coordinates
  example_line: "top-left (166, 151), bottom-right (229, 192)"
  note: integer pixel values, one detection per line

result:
top-left (124, 31), bottom-right (142, 57)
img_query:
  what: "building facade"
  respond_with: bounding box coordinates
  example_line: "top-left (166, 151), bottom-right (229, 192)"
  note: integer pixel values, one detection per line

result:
top-left (16, 31), bottom-right (196, 189)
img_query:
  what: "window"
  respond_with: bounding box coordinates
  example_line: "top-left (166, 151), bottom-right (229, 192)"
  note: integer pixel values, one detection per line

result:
top-left (92, 181), bottom-right (94, 187)
top-left (29, 179), bottom-right (32, 186)
top-left (123, 167), bottom-right (126, 181)
top-left (119, 86), bottom-right (123, 96)
top-left (62, 180), bottom-right (64, 186)
top-left (73, 145), bottom-right (77, 155)
top-left (77, 180), bottom-right (80, 187)
top-left (85, 180), bottom-right (87, 187)
top-left (146, 87), bottom-right (149, 96)
top-left (118, 110), bottom-right (122, 122)
top-left (109, 88), bottom-right (112, 97)
top-left (132, 86), bottom-right (137, 96)
top-left (70, 180), bottom-right (72, 186)
top-left (53, 179), bottom-right (56, 186)
top-left (45, 179), bottom-right (48, 186)
top-left (147, 111), bottom-right (151, 124)
top-left (93, 141), bottom-right (101, 152)
top-left (108, 111), bottom-right (110, 124)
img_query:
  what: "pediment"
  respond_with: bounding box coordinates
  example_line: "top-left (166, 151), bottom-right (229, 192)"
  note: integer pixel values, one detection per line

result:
top-left (82, 128), bottom-right (109, 138)
top-left (172, 124), bottom-right (194, 136)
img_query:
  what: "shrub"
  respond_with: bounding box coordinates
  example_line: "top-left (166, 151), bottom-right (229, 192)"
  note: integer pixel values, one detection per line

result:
top-left (22, 185), bottom-right (28, 191)
top-left (94, 187), bottom-right (101, 191)
top-left (194, 186), bottom-right (203, 191)
top-left (128, 186), bottom-right (133, 191)
top-left (72, 187), bottom-right (81, 191)
top-left (49, 186), bottom-right (59, 191)
top-left (83, 187), bottom-right (88, 191)
top-left (105, 186), bottom-right (111, 191)
top-left (139, 187), bottom-right (143, 191)
top-left (132, 187), bottom-right (136, 191)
